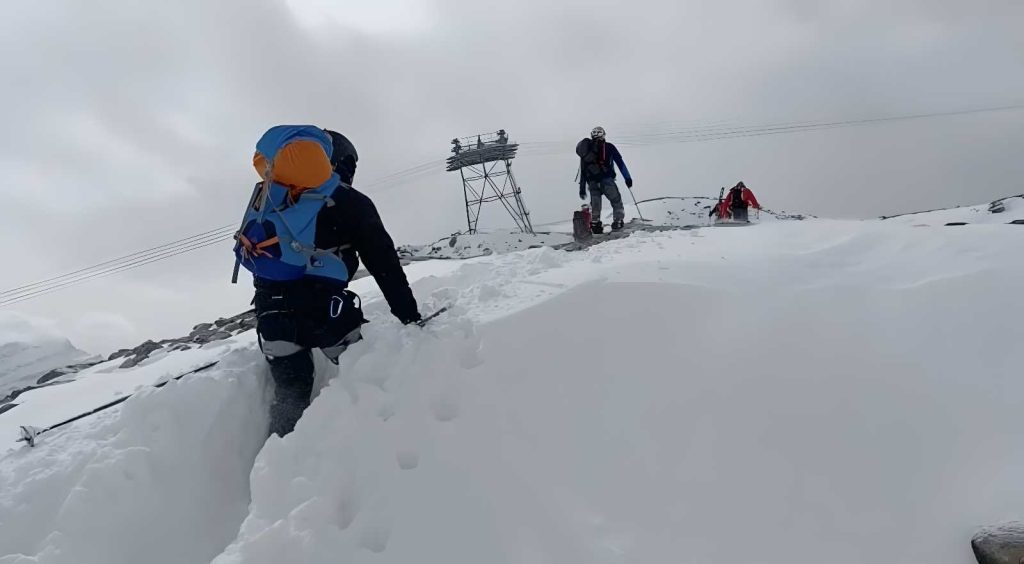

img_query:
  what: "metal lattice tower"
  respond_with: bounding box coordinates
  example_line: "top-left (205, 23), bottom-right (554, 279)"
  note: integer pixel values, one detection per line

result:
top-left (446, 130), bottom-right (533, 234)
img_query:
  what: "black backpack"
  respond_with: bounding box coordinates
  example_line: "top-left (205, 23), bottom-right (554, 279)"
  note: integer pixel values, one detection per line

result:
top-left (576, 138), bottom-right (608, 180)
top-left (729, 186), bottom-right (746, 209)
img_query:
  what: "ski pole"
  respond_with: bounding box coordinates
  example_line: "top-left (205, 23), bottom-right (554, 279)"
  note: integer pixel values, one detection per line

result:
top-left (16, 360), bottom-right (220, 447)
top-left (625, 183), bottom-right (647, 222)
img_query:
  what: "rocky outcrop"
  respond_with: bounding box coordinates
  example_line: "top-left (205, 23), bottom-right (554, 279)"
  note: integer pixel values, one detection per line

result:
top-left (973, 522), bottom-right (1024, 564)
top-left (108, 310), bottom-right (256, 369)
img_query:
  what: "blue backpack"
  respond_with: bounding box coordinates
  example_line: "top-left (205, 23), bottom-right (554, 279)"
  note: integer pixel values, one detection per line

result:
top-left (231, 125), bottom-right (350, 284)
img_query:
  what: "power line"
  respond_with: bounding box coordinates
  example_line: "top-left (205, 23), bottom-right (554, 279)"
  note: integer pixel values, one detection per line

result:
top-left (3, 102), bottom-right (1021, 307)
top-left (0, 232), bottom-right (236, 307)
top-left (615, 104), bottom-right (1024, 146)
top-left (0, 225), bottom-right (236, 299)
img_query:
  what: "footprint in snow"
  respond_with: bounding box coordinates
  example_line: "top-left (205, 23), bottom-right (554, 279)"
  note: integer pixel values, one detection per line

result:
top-left (335, 497), bottom-right (358, 531)
top-left (396, 449), bottom-right (419, 470)
top-left (377, 402), bottom-right (396, 422)
top-left (359, 523), bottom-right (391, 553)
top-left (430, 387), bottom-right (460, 422)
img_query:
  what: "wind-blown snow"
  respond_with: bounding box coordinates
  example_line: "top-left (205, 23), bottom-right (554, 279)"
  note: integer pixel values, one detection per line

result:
top-left (2, 217), bottom-right (1023, 564)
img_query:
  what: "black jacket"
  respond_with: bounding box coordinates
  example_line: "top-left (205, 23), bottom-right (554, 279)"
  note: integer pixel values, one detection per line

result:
top-left (256, 186), bottom-right (420, 324)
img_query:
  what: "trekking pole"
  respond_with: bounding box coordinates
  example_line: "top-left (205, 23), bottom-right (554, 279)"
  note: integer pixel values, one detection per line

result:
top-left (625, 183), bottom-right (648, 222)
top-left (16, 360), bottom-right (220, 447)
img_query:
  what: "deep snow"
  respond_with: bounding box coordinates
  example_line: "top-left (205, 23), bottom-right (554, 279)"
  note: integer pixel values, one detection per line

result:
top-left (2, 211), bottom-right (1023, 564)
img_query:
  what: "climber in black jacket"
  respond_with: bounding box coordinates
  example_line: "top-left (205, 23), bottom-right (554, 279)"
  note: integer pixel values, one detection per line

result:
top-left (245, 128), bottom-right (421, 437)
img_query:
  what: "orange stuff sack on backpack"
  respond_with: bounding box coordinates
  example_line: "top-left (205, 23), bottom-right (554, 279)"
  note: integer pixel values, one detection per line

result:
top-left (253, 138), bottom-right (333, 196)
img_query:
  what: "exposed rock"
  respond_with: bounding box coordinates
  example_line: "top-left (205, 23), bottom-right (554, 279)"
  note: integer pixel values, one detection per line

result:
top-left (137, 340), bottom-right (164, 356)
top-left (972, 522), bottom-right (1024, 564)
top-left (117, 340), bottom-right (165, 369)
top-left (108, 348), bottom-right (134, 361)
top-left (119, 356), bottom-right (144, 369)
top-left (208, 331), bottom-right (232, 342)
top-left (189, 329), bottom-right (216, 342)
top-left (36, 360), bottom-right (102, 385)
top-left (97, 311), bottom-right (259, 369)
top-left (220, 322), bottom-right (242, 333)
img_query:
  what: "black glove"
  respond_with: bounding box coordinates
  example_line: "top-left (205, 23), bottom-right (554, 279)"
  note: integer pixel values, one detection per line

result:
top-left (625, 178), bottom-right (633, 188)
top-left (579, 187), bottom-right (586, 200)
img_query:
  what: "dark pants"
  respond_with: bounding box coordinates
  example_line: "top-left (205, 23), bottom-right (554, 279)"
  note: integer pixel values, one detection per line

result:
top-left (255, 279), bottom-right (365, 437)
top-left (587, 178), bottom-right (625, 223)
top-left (266, 350), bottom-right (316, 437)
top-left (731, 207), bottom-right (749, 222)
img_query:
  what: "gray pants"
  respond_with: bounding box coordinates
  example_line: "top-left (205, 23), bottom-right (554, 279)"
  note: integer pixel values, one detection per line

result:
top-left (587, 178), bottom-right (625, 222)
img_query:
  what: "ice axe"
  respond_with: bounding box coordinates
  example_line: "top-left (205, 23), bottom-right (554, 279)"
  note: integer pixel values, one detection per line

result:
top-left (414, 306), bottom-right (449, 328)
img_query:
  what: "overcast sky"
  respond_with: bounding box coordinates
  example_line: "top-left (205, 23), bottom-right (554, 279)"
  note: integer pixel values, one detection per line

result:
top-left (1, 0), bottom-right (1022, 353)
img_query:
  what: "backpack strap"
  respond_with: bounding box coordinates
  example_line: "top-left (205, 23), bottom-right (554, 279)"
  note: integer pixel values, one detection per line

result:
top-left (238, 234), bottom-right (279, 259)
top-left (232, 180), bottom-right (271, 283)
top-left (266, 188), bottom-right (351, 269)
top-left (297, 193), bottom-right (336, 207)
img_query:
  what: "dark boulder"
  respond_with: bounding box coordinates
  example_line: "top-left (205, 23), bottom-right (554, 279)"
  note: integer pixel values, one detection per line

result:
top-left (973, 522), bottom-right (1024, 564)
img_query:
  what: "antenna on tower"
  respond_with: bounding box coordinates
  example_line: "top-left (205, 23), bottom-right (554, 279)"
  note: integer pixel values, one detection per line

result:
top-left (446, 129), bottom-right (533, 235)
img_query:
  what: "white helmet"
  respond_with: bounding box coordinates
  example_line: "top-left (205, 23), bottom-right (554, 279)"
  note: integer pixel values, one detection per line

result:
top-left (590, 126), bottom-right (606, 140)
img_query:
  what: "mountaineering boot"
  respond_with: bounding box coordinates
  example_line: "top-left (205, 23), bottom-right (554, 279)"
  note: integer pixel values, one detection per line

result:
top-left (611, 219), bottom-right (624, 231)
top-left (591, 221), bottom-right (604, 235)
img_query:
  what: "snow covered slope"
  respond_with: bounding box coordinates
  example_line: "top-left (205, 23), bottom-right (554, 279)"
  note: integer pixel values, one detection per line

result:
top-left (0, 313), bottom-right (91, 400)
top-left (635, 196), bottom-right (812, 226)
top-left (881, 193), bottom-right (1024, 225)
top-left (398, 230), bottom-right (572, 260)
top-left (2, 218), bottom-right (1024, 564)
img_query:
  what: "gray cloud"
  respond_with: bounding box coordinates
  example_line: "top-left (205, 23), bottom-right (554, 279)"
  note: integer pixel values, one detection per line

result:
top-left (1, 0), bottom-right (1021, 351)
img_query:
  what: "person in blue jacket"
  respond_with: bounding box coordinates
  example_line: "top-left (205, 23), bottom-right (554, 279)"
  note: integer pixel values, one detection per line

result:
top-left (575, 126), bottom-right (633, 233)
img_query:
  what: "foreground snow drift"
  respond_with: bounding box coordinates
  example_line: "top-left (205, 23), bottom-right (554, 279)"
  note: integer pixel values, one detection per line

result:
top-left (2, 219), bottom-right (1024, 564)
top-left (0, 348), bottom-right (268, 564)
